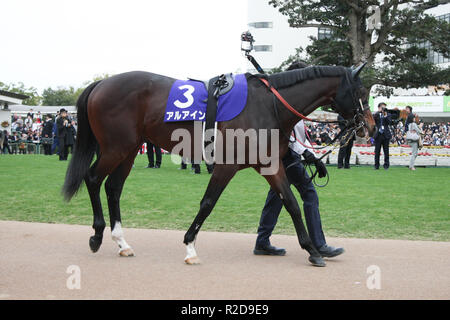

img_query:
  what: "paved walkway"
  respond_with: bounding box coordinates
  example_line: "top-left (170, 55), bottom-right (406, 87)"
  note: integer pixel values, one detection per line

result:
top-left (0, 220), bottom-right (449, 299)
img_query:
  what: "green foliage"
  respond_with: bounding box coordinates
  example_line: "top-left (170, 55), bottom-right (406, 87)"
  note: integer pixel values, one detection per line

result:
top-left (0, 81), bottom-right (42, 105)
top-left (269, 0), bottom-right (450, 92)
top-left (41, 87), bottom-right (79, 106)
top-left (1, 73), bottom-right (113, 106)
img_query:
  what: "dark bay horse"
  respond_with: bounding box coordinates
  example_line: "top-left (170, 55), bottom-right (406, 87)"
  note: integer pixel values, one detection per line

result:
top-left (62, 64), bottom-right (375, 267)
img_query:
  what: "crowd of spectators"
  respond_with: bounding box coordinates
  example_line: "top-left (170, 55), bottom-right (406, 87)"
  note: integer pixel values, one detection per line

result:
top-left (1, 108), bottom-right (449, 156)
top-left (0, 109), bottom-right (78, 155)
top-left (305, 121), bottom-right (450, 147)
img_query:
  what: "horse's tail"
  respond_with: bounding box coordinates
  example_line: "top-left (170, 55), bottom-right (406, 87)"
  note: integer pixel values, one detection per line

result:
top-left (62, 80), bottom-right (102, 202)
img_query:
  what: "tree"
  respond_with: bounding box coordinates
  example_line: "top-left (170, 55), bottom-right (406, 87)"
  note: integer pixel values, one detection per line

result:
top-left (42, 74), bottom-right (113, 106)
top-left (269, 0), bottom-right (450, 95)
top-left (0, 81), bottom-right (42, 105)
top-left (41, 87), bottom-right (79, 106)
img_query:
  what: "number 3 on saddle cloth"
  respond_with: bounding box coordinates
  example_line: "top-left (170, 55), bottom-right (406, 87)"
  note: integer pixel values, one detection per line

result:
top-left (164, 73), bottom-right (248, 163)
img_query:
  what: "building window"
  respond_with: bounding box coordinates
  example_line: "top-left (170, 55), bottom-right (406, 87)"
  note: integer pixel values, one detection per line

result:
top-left (254, 45), bottom-right (272, 52)
top-left (248, 21), bottom-right (273, 28)
top-left (405, 13), bottom-right (449, 65)
top-left (318, 27), bottom-right (332, 40)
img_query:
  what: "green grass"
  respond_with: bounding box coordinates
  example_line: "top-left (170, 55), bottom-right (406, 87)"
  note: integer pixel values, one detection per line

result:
top-left (0, 154), bottom-right (449, 241)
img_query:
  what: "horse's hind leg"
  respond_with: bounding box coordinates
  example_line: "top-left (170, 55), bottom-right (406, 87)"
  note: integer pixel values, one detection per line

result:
top-left (105, 150), bottom-right (137, 257)
top-left (85, 159), bottom-right (107, 253)
top-left (183, 164), bottom-right (238, 265)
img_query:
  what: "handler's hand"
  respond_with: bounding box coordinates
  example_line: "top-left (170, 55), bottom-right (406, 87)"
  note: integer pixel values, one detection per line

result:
top-left (315, 159), bottom-right (327, 178)
top-left (302, 150), bottom-right (316, 165)
top-left (303, 150), bottom-right (327, 178)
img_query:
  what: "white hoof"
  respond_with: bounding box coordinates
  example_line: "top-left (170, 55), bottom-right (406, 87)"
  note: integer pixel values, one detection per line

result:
top-left (119, 248), bottom-right (135, 257)
top-left (184, 242), bottom-right (200, 265)
top-left (184, 256), bottom-right (201, 265)
top-left (112, 222), bottom-right (134, 257)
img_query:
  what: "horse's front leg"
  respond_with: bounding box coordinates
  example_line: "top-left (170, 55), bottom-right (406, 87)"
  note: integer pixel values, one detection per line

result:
top-left (183, 164), bottom-right (238, 265)
top-left (260, 163), bottom-right (325, 267)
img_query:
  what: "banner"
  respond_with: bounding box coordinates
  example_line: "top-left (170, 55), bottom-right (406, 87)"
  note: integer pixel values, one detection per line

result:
top-left (370, 96), bottom-right (445, 113)
top-left (444, 96), bottom-right (450, 112)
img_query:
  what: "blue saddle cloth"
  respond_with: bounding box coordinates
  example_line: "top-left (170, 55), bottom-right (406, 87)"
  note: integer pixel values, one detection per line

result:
top-left (164, 73), bottom-right (247, 122)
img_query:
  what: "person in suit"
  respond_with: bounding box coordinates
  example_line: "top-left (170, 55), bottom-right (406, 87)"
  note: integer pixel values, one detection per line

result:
top-left (42, 115), bottom-right (54, 155)
top-left (145, 140), bottom-right (162, 168)
top-left (254, 120), bottom-right (344, 260)
top-left (337, 115), bottom-right (355, 169)
top-left (65, 120), bottom-right (76, 155)
top-left (56, 108), bottom-right (70, 160)
top-left (373, 103), bottom-right (392, 170)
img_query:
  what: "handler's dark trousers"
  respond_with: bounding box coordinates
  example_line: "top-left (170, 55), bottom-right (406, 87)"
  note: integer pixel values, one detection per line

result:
top-left (256, 149), bottom-right (326, 249)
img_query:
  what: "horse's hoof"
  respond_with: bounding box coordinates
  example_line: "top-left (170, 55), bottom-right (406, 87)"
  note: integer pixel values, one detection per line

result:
top-left (89, 236), bottom-right (102, 253)
top-left (308, 255), bottom-right (326, 267)
top-left (119, 248), bottom-right (135, 257)
top-left (185, 256), bottom-right (201, 265)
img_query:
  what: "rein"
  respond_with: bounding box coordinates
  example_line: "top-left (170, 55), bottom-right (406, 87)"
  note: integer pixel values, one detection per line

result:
top-left (259, 78), bottom-right (342, 125)
top-left (258, 75), bottom-right (366, 188)
top-left (259, 77), bottom-right (356, 150)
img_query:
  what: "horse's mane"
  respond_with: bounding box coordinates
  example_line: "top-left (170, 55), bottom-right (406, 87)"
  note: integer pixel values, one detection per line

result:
top-left (267, 66), bottom-right (349, 89)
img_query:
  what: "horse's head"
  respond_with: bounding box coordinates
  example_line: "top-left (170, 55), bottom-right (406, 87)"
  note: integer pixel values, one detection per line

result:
top-left (332, 63), bottom-right (375, 138)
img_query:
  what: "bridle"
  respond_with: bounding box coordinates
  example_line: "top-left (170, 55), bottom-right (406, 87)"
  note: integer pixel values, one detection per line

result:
top-left (259, 72), bottom-right (369, 150)
top-left (259, 72), bottom-right (370, 187)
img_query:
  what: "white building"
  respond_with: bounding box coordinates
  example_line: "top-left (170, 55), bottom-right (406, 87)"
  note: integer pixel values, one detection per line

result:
top-left (247, 0), bottom-right (315, 72)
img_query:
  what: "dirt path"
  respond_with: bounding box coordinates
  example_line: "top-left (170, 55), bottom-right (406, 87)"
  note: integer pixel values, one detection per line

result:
top-left (0, 220), bottom-right (449, 300)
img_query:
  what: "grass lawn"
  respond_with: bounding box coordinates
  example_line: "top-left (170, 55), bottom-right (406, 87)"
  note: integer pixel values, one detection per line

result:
top-left (0, 154), bottom-right (448, 241)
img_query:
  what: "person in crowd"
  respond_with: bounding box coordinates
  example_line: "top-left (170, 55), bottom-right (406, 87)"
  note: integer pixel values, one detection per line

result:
top-left (42, 115), bottom-right (54, 155)
top-left (32, 117), bottom-right (42, 133)
top-left (18, 134), bottom-right (27, 154)
top-left (373, 102), bottom-right (392, 170)
top-left (0, 130), bottom-right (4, 154)
top-left (26, 130), bottom-right (36, 154)
top-left (145, 140), bottom-right (162, 168)
top-left (337, 114), bottom-right (355, 169)
top-left (56, 108), bottom-right (70, 160)
top-left (65, 120), bottom-right (76, 155)
top-left (24, 115), bottom-right (33, 130)
top-left (404, 106), bottom-right (415, 133)
top-left (1, 130), bottom-right (12, 154)
top-left (51, 112), bottom-right (60, 155)
top-left (10, 131), bottom-right (19, 154)
top-left (406, 121), bottom-right (423, 171)
top-left (254, 119), bottom-right (344, 260)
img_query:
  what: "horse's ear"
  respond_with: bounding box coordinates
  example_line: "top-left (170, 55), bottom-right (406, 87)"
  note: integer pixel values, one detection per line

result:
top-left (352, 62), bottom-right (367, 79)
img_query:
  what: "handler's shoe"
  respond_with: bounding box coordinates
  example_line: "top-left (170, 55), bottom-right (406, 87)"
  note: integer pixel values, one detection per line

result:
top-left (318, 244), bottom-right (344, 258)
top-left (254, 244), bottom-right (286, 256)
